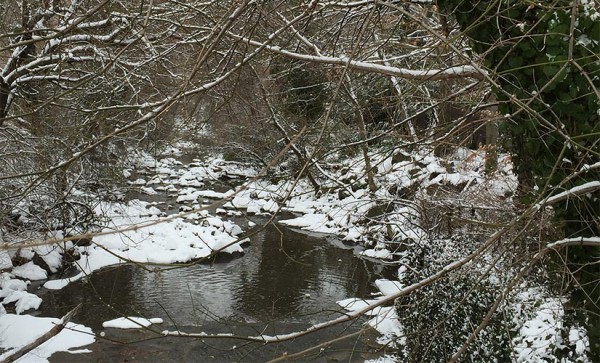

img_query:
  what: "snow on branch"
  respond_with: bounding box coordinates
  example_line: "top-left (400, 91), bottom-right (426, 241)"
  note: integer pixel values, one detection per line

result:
top-left (547, 236), bottom-right (600, 249)
top-left (232, 34), bottom-right (485, 81)
top-left (581, 162), bottom-right (600, 173)
top-left (0, 0), bottom-right (113, 54)
top-left (535, 181), bottom-right (600, 209)
top-left (325, 0), bottom-right (432, 7)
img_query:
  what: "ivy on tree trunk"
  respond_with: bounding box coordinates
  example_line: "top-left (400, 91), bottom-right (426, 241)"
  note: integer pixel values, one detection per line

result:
top-left (438, 0), bottom-right (600, 356)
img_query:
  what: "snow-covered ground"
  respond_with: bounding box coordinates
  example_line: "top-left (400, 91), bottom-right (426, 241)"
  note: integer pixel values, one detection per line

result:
top-left (222, 146), bottom-right (517, 261)
top-left (0, 314), bottom-right (94, 362)
top-left (43, 200), bottom-right (247, 290)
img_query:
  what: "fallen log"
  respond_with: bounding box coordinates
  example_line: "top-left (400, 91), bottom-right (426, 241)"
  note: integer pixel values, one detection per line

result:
top-left (1, 304), bottom-right (82, 363)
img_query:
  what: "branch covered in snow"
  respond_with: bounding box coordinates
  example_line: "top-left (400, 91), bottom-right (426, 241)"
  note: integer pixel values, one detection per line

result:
top-left (535, 181), bottom-right (600, 209)
top-left (547, 236), bottom-right (600, 249)
top-left (324, 0), bottom-right (433, 7)
top-left (229, 33), bottom-right (485, 81)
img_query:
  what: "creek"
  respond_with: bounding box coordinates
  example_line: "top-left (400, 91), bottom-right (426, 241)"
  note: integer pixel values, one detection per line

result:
top-left (29, 157), bottom-right (398, 361)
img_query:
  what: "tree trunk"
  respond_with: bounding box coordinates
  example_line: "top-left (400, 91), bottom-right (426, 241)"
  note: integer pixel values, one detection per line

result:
top-left (344, 78), bottom-right (377, 193)
top-left (0, 78), bottom-right (9, 127)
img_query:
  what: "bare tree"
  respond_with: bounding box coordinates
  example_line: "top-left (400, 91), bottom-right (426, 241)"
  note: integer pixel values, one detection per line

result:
top-left (1, 1), bottom-right (598, 362)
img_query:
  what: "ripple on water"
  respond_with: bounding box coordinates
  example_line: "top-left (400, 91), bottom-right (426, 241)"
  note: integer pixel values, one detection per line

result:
top-left (35, 220), bottom-right (396, 333)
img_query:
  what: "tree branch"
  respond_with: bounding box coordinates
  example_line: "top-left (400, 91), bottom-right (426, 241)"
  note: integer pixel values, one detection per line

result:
top-left (229, 33), bottom-right (486, 81)
top-left (547, 236), bottom-right (600, 249)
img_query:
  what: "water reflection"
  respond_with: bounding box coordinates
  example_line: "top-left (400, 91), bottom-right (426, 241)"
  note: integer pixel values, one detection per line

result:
top-left (35, 221), bottom-right (396, 332)
top-left (37, 265), bottom-right (143, 330)
top-left (234, 225), bottom-right (323, 320)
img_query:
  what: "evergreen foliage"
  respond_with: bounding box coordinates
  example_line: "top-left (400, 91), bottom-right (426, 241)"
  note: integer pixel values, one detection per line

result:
top-left (438, 0), bottom-right (600, 356)
top-left (439, 0), bottom-right (599, 237)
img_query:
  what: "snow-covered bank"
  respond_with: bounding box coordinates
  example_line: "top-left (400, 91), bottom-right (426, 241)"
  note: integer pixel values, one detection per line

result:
top-left (338, 278), bottom-right (404, 347)
top-left (3, 152), bottom-right (254, 295)
top-left (0, 314), bottom-right (94, 363)
top-left (44, 200), bottom-right (247, 290)
top-left (192, 146), bottom-right (589, 362)
top-left (220, 146), bottom-right (517, 261)
top-left (0, 151), bottom-right (256, 361)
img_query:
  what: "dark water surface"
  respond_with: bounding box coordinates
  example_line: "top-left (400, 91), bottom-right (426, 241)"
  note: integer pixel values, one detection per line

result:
top-left (34, 218), bottom-right (397, 362)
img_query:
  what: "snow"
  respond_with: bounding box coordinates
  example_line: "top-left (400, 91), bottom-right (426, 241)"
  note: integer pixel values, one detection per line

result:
top-left (176, 187), bottom-right (233, 202)
top-left (538, 181), bottom-right (600, 208)
top-left (280, 213), bottom-right (329, 229)
top-left (12, 262), bottom-right (48, 281)
top-left (367, 306), bottom-right (403, 345)
top-left (129, 178), bottom-right (146, 185)
top-left (374, 279), bottom-right (403, 296)
top-left (140, 186), bottom-right (158, 195)
top-left (176, 189), bottom-right (203, 203)
top-left (0, 275), bottom-right (41, 314)
top-left (257, 41), bottom-right (485, 80)
top-left (581, 162), bottom-right (600, 172)
top-left (196, 190), bottom-right (233, 199)
top-left (41, 199), bottom-right (247, 290)
top-left (337, 298), bottom-right (379, 315)
top-left (343, 227), bottom-right (362, 241)
top-left (0, 314), bottom-right (95, 362)
top-left (547, 236), bottom-right (600, 249)
top-left (2, 290), bottom-right (42, 314)
top-left (569, 328), bottom-right (588, 355)
top-left (0, 276), bottom-right (29, 295)
top-left (34, 245), bottom-right (64, 273)
top-left (338, 279), bottom-right (404, 347)
top-left (0, 252), bottom-right (13, 270)
top-left (365, 355), bottom-right (398, 363)
top-left (262, 199), bottom-right (279, 213)
top-left (42, 159), bottom-right (249, 290)
top-left (102, 317), bottom-right (163, 329)
top-left (2, 145), bottom-right (583, 361)
top-left (44, 277), bottom-right (80, 290)
top-left (511, 288), bottom-right (590, 362)
top-left (361, 248), bottom-right (393, 260)
top-left (428, 172), bottom-right (475, 186)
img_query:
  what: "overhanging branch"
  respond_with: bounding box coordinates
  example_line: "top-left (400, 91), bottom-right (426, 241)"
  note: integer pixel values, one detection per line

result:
top-left (229, 33), bottom-right (486, 81)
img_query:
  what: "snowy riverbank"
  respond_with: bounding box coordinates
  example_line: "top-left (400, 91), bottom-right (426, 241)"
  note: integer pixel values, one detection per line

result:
top-left (0, 145), bottom-right (591, 362)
